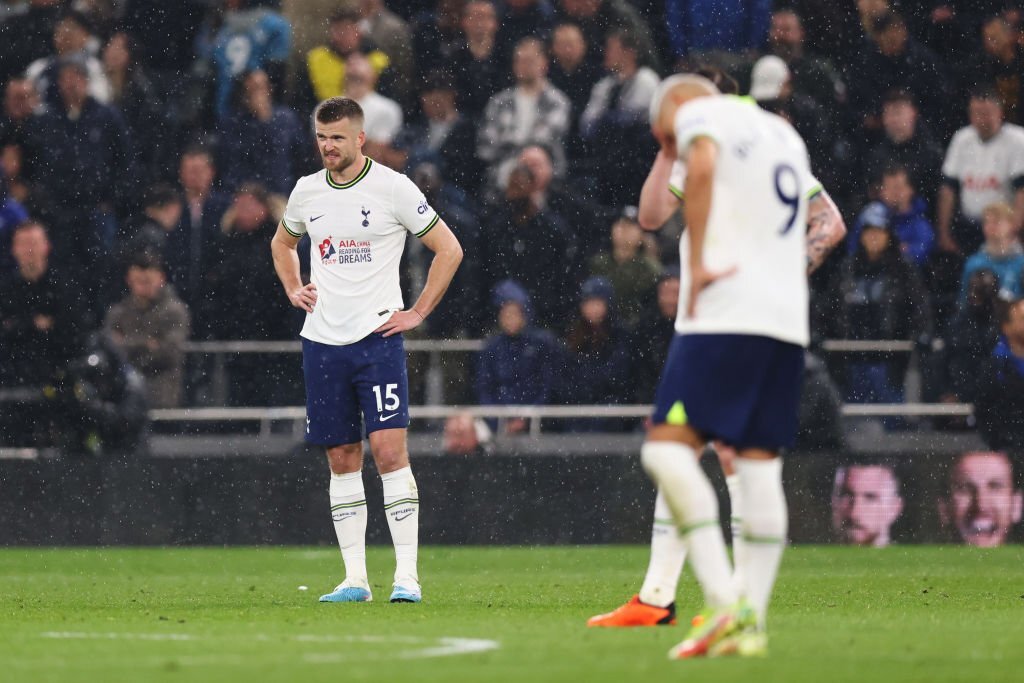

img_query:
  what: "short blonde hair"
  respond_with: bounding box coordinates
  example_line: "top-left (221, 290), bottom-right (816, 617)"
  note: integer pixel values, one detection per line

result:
top-left (982, 201), bottom-right (1014, 223)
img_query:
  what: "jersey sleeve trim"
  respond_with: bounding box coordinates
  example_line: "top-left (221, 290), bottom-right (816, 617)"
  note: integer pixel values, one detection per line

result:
top-left (668, 184), bottom-right (684, 200)
top-left (805, 183), bottom-right (823, 200)
top-left (415, 214), bottom-right (440, 238)
top-left (282, 218), bottom-right (305, 237)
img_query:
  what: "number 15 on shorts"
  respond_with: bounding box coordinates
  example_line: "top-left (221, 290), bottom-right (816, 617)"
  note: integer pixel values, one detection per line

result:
top-left (372, 384), bottom-right (401, 413)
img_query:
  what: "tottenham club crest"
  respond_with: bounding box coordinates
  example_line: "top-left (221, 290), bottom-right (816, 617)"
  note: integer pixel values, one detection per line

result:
top-left (361, 207), bottom-right (371, 227)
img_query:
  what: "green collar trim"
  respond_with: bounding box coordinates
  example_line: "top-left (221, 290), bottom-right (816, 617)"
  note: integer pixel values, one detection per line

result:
top-left (326, 158), bottom-right (372, 189)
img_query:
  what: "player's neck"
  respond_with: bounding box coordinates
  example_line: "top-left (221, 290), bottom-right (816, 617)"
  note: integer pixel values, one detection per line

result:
top-left (329, 153), bottom-right (368, 185)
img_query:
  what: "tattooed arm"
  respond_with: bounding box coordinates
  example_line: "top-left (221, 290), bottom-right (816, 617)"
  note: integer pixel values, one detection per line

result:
top-left (805, 190), bottom-right (846, 274)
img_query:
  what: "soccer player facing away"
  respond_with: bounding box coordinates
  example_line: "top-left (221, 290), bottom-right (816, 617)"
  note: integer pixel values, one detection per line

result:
top-left (590, 77), bottom-right (845, 631)
top-left (271, 97), bottom-right (463, 603)
top-left (638, 75), bottom-right (821, 658)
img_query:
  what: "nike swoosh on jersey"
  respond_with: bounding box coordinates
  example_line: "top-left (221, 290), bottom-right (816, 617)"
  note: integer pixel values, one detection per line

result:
top-left (394, 512), bottom-right (414, 522)
top-left (379, 413), bottom-right (400, 422)
top-left (310, 214), bottom-right (325, 222)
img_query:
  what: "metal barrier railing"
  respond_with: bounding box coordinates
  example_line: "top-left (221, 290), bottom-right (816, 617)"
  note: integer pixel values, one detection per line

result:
top-left (149, 402), bottom-right (974, 438)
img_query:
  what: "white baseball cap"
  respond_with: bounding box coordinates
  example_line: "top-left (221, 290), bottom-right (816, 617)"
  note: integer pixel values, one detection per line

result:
top-left (749, 55), bottom-right (790, 101)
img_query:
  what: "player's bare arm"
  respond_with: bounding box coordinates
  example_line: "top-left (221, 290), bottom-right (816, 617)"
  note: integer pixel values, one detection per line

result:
top-left (683, 136), bottom-right (735, 318)
top-left (271, 222), bottom-right (318, 313)
top-left (638, 145), bottom-right (682, 230)
top-left (375, 219), bottom-right (463, 338)
top-left (805, 190), bottom-right (847, 274)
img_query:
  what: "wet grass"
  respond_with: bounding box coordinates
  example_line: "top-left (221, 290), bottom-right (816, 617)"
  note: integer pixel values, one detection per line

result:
top-left (1, 545), bottom-right (1022, 682)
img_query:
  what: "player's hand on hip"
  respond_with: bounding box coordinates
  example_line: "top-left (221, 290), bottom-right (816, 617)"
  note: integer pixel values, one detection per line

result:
top-left (686, 263), bottom-right (737, 318)
top-left (288, 283), bottom-right (318, 313)
top-left (375, 309), bottom-right (424, 337)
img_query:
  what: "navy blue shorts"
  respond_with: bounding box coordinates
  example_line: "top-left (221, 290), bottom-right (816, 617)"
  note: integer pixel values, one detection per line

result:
top-left (302, 333), bottom-right (410, 445)
top-left (651, 334), bottom-right (804, 451)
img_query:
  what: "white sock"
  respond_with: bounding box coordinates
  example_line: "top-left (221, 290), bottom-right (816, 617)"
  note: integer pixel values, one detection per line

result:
top-left (641, 441), bottom-right (736, 609)
top-left (638, 490), bottom-right (687, 607)
top-left (329, 471), bottom-right (367, 585)
top-left (725, 473), bottom-right (746, 597)
top-left (736, 457), bottom-right (787, 629)
top-left (381, 466), bottom-right (419, 584)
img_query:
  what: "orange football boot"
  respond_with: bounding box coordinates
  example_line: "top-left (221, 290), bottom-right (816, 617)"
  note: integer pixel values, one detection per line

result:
top-left (587, 595), bottom-right (677, 627)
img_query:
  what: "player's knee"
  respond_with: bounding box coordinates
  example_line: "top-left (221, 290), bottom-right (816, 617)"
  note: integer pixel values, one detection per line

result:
top-left (373, 447), bottom-right (409, 473)
top-left (326, 443), bottom-right (363, 473)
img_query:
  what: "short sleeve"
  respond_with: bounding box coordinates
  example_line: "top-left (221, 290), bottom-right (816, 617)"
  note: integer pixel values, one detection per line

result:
top-left (392, 173), bottom-right (439, 238)
top-left (941, 134), bottom-right (963, 180)
top-left (282, 183), bottom-right (306, 237)
top-left (1008, 130), bottom-right (1024, 181)
top-left (674, 99), bottom-right (723, 158)
top-left (668, 160), bottom-right (686, 200)
top-left (804, 172), bottom-right (823, 200)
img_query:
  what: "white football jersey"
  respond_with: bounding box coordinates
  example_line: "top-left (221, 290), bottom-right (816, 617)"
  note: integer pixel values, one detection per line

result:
top-left (282, 158), bottom-right (439, 345)
top-left (672, 95), bottom-right (814, 346)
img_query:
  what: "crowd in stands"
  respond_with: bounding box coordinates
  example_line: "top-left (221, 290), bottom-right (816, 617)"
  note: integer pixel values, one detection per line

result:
top-left (1, 0), bottom-right (1023, 452)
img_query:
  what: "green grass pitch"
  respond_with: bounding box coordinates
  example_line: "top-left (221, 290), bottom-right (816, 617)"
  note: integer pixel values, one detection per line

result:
top-left (2, 545), bottom-right (1022, 683)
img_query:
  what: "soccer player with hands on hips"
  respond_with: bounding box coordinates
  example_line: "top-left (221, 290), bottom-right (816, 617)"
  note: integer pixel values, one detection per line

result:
top-left (271, 97), bottom-right (462, 605)
top-left (590, 74), bottom-right (844, 659)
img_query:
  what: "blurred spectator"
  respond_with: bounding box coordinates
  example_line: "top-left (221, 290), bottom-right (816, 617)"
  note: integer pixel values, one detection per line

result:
top-left (24, 60), bottom-right (133, 272)
top-left (940, 268), bottom-right (1001, 409)
top-left (548, 21), bottom-right (601, 156)
top-left (0, 220), bottom-right (89, 388)
top-left (562, 275), bottom-right (631, 431)
top-left (411, 0), bottom-right (466, 80)
top-left (476, 279), bottom-right (562, 434)
top-left (118, 183), bottom-right (183, 267)
top-left (359, 0), bottom-right (415, 107)
top-left (0, 169), bottom-right (29, 276)
top-left (665, 0), bottom-right (769, 61)
top-left (0, 0), bottom-right (64, 86)
top-left (44, 331), bottom-right (148, 458)
top-left (552, 0), bottom-right (653, 72)
top-left (973, 14), bottom-right (1024, 125)
top-left (174, 147), bottom-right (233, 317)
top-left (120, 1), bottom-right (205, 95)
top-left (960, 201), bottom-right (1024, 306)
top-left (202, 183), bottom-right (298, 405)
top-left (797, 351), bottom-right (846, 451)
top-left (765, 7), bottom-right (845, 116)
top-left (975, 297), bottom-right (1024, 451)
top-left (937, 86), bottom-right (1024, 255)
top-left (101, 31), bottom-right (169, 186)
top-left (450, 0), bottom-right (512, 118)
top-left (393, 71), bottom-right (480, 193)
top-left (587, 205), bottom-right (660, 328)
top-left (24, 9), bottom-right (111, 109)
top-left (498, 0), bottom-right (555, 58)
top-left (0, 78), bottom-right (40, 152)
top-left (442, 410), bottom-right (493, 455)
top-left (103, 253), bottom-right (191, 409)
top-left (825, 217), bottom-right (932, 406)
top-left (630, 268), bottom-right (678, 402)
top-left (197, 0), bottom-right (292, 120)
top-left (579, 28), bottom-right (659, 205)
top-left (477, 36), bottom-right (571, 189)
top-left (479, 162), bottom-right (577, 327)
top-left (937, 450), bottom-right (1022, 546)
top-left (342, 53), bottom-right (402, 165)
top-left (846, 11), bottom-right (950, 136)
top-left (299, 6), bottom-right (390, 109)
top-left (218, 69), bottom-right (309, 195)
top-left (0, 80), bottom-right (42, 214)
top-left (847, 169), bottom-right (935, 269)
top-left (861, 90), bottom-right (944, 209)
top-left (831, 463), bottom-right (904, 546)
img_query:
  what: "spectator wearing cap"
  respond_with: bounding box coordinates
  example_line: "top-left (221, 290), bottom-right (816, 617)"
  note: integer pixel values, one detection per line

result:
top-left (476, 279), bottom-right (563, 434)
top-left (561, 275), bottom-right (632, 431)
top-left (587, 205), bottom-right (661, 329)
top-left (750, 55), bottom-right (835, 189)
top-left (24, 10), bottom-right (111, 110)
top-left (393, 70), bottom-right (480, 193)
top-left (959, 202), bottom-right (1024, 307)
top-left (579, 28), bottom-right (660, 206)
top-left (824, 209), bottom-right (932, 408)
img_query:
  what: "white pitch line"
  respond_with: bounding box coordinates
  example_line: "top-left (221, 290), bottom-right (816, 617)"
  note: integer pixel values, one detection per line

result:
top-left (38, 631), bottom-right (500, 662)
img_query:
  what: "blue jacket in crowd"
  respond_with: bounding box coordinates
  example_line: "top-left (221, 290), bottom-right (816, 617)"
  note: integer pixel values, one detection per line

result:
top-left (849, 199), bottom-right (935, 268)
top-left (960, 246), bottom-right (1024, 306)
